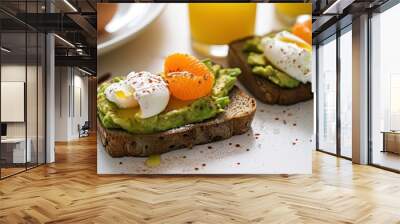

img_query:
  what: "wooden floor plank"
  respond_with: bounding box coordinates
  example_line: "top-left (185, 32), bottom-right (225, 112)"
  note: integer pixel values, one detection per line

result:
top-left (0, 135), bottom-right (400, 224)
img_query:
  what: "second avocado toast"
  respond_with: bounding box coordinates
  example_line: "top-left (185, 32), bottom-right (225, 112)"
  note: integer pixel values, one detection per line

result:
top-left (98, 53), bottom-right (256, 157)
top-left (228, 30), bottom-right (313, 105)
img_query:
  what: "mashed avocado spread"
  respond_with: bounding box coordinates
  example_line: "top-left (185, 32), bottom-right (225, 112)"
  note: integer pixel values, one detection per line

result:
top-left (97, 60), bottom-right (241, 134)
top-left (243, 36), bottom-right (300, 88)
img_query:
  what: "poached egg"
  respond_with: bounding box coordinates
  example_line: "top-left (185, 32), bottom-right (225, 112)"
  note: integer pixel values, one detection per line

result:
top-left (105, 71), bottom-right (170, 118)
top-left (104, 81), bottom-right (137, 109)
top-left (262, 31), bottom-right (311, 84)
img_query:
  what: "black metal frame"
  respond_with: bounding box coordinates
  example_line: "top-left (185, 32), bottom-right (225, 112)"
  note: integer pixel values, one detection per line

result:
top-left (0, 0), bottom-right (47, 180)
top-left (336, 21), bottom-right (341, 159)
top-left (0, 20), bottom-right (2, 180)
top-left (315, 44), bottom-right (319, 152)
top-left (367, 10), bottom-right (373, 166)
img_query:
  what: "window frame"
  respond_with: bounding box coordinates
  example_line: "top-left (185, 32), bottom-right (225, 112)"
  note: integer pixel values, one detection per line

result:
top-left (367, 0), bottom-right (400, 173)
top-left (315, 24), bottom-right (352, 161)
top-left (0, 1), bottom-right (47, 180)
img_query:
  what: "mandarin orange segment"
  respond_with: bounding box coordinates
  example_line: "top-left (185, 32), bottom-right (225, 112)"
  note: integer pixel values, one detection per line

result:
top-left (164, 53), bottom-right (214, 100)
top-left (165, 72), bottom-right (213, 100)
top-left (165, 53), bottom-right (209, 76)
top-left (292, 17), bottom-right (312, 45)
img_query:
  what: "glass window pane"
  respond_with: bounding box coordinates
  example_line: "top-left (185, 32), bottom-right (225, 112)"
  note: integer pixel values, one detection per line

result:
top-left (340, 29), bottom-right (352, 158)
top-left (27, 31), bottom-right (38, 169)
top-left (371, 3), bottom-right (400, 171)
top-left (318, 37), bottom-right (337, 154)
top-left (38, 33), bottom-right (45, 165)
top-left (1, 31), bottom-right (27, 177)
top-left (0, 0), bottom-right (46, 179)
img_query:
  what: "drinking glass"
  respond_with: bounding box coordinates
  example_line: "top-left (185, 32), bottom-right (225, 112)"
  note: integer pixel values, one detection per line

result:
top-left (275, 3), bottom-right (312, 25)
top-left (188, 3), bottom-right (257, 57)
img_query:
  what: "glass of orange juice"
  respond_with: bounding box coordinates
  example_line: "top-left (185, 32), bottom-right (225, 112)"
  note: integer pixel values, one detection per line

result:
top-left (275, 3), bottom-right (312, 25)
top-left (188, 3), bottom-right (257, 57)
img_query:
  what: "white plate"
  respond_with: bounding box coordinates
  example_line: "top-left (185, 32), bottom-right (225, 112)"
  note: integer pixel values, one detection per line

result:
top-left (97, 3), bottom-right (166, 56)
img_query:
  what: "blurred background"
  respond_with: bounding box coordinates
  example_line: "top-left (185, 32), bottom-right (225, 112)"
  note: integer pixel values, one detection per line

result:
top-left (97, 3), bottom-right (311, 77)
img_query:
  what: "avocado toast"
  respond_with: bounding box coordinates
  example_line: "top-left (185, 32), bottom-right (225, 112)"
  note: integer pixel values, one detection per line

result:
top-left (97, 54), bottom-right (256, 157)
top-left (228, 31), bottom-right (313, 105)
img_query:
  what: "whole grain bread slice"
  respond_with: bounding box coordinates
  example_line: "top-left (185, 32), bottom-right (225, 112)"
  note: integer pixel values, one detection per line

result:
top-left (228, 36), bottom-right (313, 105)
top-left (98, 86), bottom-right (256, 157)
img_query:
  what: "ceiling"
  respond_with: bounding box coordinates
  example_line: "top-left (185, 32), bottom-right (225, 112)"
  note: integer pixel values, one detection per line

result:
top-left (0, 0), bottom-right (96, 14)
top-left (0, 0), bottom-right (97, 74)
top-left (312, 0), bottom-right (393, 44)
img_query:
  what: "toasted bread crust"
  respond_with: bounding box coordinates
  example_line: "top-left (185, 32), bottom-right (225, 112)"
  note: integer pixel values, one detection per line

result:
top-left (228, 35), bottom-right (313, 105)
top-left (98, 86), bottom-right (256, 157)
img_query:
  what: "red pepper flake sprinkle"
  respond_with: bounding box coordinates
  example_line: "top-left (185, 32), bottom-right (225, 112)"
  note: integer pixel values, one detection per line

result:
top-left (292, 142), bottom-right (296, 145)
top-left (246, 149), bottom-right (250, 151)
top-left (229, 143), bottom-right (232, 146)
top-left (255, 133), bottom-right (260, 136)
top-left (235, 144), bottom-right (241, 148)
top-left (236, 162), bottom-right (241, 165)
top-left (208, 146), bottom-right (212, 149)
top-left (275, 117), bottom-right (279, 120)
top-left (293, 123), bottom-right (297, 126)
top-left (194, 167), bottom-right (199, 171)
top-left (202, 163), bottom-right (206, 167)
top-left (183, 156), bottom-right (187, 159)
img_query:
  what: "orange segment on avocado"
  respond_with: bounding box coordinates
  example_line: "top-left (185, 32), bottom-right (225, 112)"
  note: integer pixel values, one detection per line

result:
top-left (164, 72), bottom-right (213, 101)
top-left (164, 53), bottom-right (214, 101)
top-left (292, 15), bottom-right (312, 45)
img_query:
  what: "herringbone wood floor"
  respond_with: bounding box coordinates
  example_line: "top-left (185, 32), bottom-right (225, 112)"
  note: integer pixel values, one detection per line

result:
top-left (0, 135), bottom-right (400, 224)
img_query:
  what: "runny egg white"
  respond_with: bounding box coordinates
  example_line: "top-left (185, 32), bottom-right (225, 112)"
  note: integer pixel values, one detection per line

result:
top-left (262, 31), bottom-right (312, 84)
top-left (105, 71), bottom-right (170, 118)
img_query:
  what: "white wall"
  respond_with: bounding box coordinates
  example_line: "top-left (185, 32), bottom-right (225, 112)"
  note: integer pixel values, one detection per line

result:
top-left (1, 63), bottom-right (46, 164)
top-left (1, 65), bottom-right (39, 138)
top-left (1, 65), bottom-right (26, 139)
top-left (72, 73), bottom-right (89, 138)
top-left (54, 66), bottom-right (69, 141)
top-left (54, 67), bottom-right (89, 141)
top-left (1, 65), bottom-right (26, 134)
